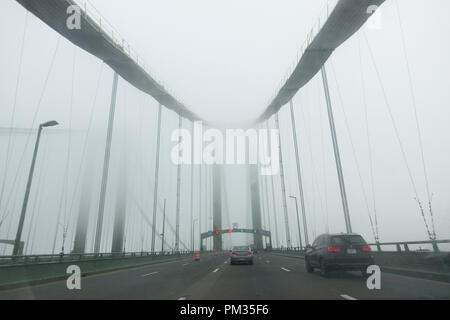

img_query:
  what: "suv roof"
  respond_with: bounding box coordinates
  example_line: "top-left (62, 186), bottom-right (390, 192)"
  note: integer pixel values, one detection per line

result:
top-left (325, 233), bottom-right (363, 237)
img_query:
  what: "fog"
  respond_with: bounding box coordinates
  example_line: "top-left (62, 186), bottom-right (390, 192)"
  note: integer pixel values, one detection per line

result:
top-left (0, 0), bottom-right (449, 255)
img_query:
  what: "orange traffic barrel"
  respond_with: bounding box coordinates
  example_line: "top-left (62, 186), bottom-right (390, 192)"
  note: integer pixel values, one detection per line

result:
top-left (195, 251), bottom-right (200, 261)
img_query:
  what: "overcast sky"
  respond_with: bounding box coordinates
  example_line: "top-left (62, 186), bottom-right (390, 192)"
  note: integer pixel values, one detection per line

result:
top-left (0, 0), bottom-right (449, 254)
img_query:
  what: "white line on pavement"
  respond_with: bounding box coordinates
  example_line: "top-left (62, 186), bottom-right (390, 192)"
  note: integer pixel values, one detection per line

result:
top-left (141, 272), bottom-right (158, 277)
top-left (182, 263), bottom-right (190, 266)
top-left (266, 260), bottom-right (270, 263)
top-left (340, 294), bottom-right (358, 300)
top-left (178, 297), bottom-right (187, 300)
top-left (281, 267), bottom-right (291, 272)
top-left (213, 268), bottom-right (220, 273)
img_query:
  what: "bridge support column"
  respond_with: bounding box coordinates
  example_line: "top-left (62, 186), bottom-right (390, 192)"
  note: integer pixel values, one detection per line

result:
top-left (151, 103), bottom-right (162, 252)
top-left (175, 116), bottom-right (182, 251)
top-left (289, 100), bottom-right (309, 246)
top-left (275, 113), bottom-right (291, 248)
top-left (249, 165), bottom-right (263, 249)
top-left (72, 138), bottom-right (96, 254)
top-left (212, 164), bottom-right (222, 252)
top-left (111, 151), bottom-right (127, 254)
top-left (94, 72), bottom-right (119, 254)
top-left (321, 66), bottom-right (352, 233)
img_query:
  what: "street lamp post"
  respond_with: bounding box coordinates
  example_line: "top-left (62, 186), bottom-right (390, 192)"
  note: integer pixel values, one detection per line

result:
top-left (289, 195), bottom-right (303, 250)
top-left (161, 199), bottom-right (166, 253)
top-left (13, 120), bottom-right (59, 256)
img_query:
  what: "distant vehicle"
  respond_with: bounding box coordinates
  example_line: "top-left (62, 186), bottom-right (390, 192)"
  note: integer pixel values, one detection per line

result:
top-left (230, 246), bottom-right (254, 265)
top-left (249, 244), bottom-right (258, 254)
top-left (305, 233), bottom-right (374, 277)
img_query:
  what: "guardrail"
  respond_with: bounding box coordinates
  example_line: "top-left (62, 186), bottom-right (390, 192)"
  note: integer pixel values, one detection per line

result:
top-left (269, 239), bottom-right (450, 253)
top-left (0, 250), bottom-right (194, 267)
top-left (268, 241), bottom-right (450, 282)
top-left (367, 240), bottom-right (450, 253)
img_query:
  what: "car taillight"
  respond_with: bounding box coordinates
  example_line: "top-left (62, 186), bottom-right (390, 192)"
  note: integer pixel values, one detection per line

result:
top-left (362, 246), bottom-right (372, 252)
top-left (232, 252), bottom-right (237, 255)
top-left (327, 246), bottom-right (341, 252)
top-left (247, 251), bottom-right (252, 255)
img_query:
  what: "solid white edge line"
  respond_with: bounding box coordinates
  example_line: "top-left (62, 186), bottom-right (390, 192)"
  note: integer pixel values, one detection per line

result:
top-left (340, 294), bottom-right (358, 300)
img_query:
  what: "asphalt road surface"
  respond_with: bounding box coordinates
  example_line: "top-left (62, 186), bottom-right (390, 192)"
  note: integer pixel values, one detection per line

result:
top-left (0, 252), bottom-right (449, 300)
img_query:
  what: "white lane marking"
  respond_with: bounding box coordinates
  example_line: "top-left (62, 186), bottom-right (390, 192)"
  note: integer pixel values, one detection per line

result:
top-left (224, 261), bottom-right (227, 264)
top-left (281, 267), bottom-right (291, 272)
top-left (141, 271), bottom-right (158, 277)
top-left (213, 268), bottom-right (220, 273)
top-left (178, 297), bottom-right (187, 300)
top-left (266, 260), bottom-right (270, 263)
top-left (182, 263), bottom-right (190, 266)
top-left (340, 294), bottom-right (358, 300)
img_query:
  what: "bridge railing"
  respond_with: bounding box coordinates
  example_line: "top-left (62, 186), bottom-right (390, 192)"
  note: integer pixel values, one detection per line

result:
top-left (0, 250), bottom-right (194, 267)
top-left (269, 239), bottom-right (450, 253)
top-left (72, 0), bottom-right (175, 96)
top-left (368, 239), bottom-right (450, 253)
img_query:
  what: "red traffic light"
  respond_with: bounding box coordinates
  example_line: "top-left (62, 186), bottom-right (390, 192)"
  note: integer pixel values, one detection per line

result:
top-left (215, 230), bottom-right (220, 235)
top-left (228, 229), bottom-right (233, 233)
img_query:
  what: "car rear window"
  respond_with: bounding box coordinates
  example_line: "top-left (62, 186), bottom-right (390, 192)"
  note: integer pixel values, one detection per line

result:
top-left (331, 235), bottom-right (366, 246)
top-left (233, 246), bottom-right (250, 251)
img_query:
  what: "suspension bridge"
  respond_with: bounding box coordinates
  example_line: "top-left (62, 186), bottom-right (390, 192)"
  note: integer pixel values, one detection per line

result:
top-left (0, 0), bottom-right (449, 299)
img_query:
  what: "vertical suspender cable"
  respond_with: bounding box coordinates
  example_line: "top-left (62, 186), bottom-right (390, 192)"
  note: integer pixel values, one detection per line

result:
top-left (395, 0), bottom-right (436, 240)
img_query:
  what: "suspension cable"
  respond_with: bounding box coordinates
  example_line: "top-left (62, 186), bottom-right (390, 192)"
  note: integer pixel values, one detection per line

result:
top-left (316, 76), bottom-right (330, 234)
top-left (2, 35), bottom-right (62, 224)
top-left (357, 33), bottom-right (379, 241)
top-left (362, 30), bottom-right (433, 239)
top-left (66, 62), bottom-right (104, 227)
top-left (329, 58), bottom-right (377, 242)
top-left (395, 0), bottom-right (436, 239)
top-left (0, 11), bottom-right (29, 219)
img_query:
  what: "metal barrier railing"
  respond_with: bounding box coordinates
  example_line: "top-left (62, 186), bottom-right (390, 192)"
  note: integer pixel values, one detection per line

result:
top-left (0, 250), bottom-right (195, 267)
top-left (269, 239), bottom-right (450, 254)
top-left (367, 240), bottom-right (450, 253)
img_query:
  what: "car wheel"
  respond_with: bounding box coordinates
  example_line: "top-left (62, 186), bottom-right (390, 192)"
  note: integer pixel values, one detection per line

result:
top-left (320, 259), bottom-right (328, 277)
top-left (230, 261), bottom-right (234, 265)
top-left (249, 260), bottom-right (253, 265)
top-left (305, 258), bottom-right (314, 273)
top-left (361, 267), bottom-right (370, 279)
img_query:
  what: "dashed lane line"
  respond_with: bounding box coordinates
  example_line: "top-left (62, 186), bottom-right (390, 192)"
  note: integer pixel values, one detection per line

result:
top-left (340, 294), bottom-right (358, 300)
top-left (141, 272), bottom-right (158, 277)
top-left (281, 267), bottom-right (291, 272)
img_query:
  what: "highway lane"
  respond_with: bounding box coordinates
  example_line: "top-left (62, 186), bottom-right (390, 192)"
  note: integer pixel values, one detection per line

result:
top-left (0, 252), bottom-right (449, 300)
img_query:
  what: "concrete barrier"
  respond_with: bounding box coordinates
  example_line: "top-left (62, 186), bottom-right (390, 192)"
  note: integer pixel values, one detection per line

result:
top-left (0, 252), bottom-right (194, 290)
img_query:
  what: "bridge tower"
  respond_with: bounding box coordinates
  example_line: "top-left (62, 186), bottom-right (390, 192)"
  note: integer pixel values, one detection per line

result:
top-left (111, 150), bottom-right (127, 254)
top-left (249, 165), bottom-right (264, 249)
top-left (212, 164), bottom-right (222, 251)
top-left (72, 134), bottom-right (98, 254)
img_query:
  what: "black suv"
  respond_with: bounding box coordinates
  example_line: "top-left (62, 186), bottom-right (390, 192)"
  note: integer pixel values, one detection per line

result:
top-left (305, 233), bottom-right (374, 277)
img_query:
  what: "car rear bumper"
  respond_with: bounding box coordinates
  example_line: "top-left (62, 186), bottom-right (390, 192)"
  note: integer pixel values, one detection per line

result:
top-left (231, 256), bottom-right (253, 263)
top-left (324, 258), bottom-right (374, 271)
